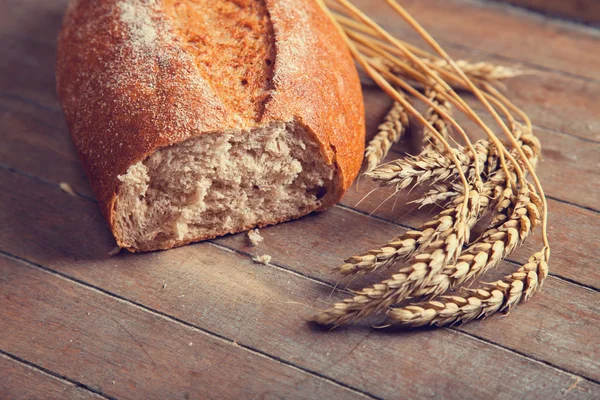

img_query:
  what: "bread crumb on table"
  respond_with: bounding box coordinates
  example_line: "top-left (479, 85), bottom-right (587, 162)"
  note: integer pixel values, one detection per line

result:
top-left (247, 228), bottom-right (264, 246)
top-left (108, 246), bottom-right (122, 256)
top-left (59, 182), bottom-right (77, 196)
top-left (252, 254), bottom-right (272, 265)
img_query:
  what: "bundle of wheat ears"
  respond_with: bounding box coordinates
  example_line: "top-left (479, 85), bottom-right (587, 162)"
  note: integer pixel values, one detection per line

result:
top-left (312, 0), bottom-right (550, 328)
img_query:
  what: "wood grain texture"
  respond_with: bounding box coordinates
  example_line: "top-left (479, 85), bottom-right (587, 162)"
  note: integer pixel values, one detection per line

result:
top-left (2, 0), bottom-right (600, 145)
top-left (353, 0), bottom-right (600, 80)
top-left (0, 168), bottom-right (598, 397)
top-left (491, 0), bottom-right (600, 24)
top-left (0, 354), bottom-right (105, 400)
top-left (2, 80), bottom-right (599, 211)
top-left (1, 0), bottom-right (600, 397)
top-left (0, 256), bottom-right (364, 400)
top-left (2, 85), bottom-right (598, 288)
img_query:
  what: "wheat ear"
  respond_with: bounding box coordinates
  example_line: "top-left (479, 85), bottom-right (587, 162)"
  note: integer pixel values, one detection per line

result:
top-left (429, 59), bottom-right (524, 82)
top-left (315, 189), bottom-right (481, 326)
top-left (413, 183), bottom-right (541, 299)
top-left (340, 143), bottom-right (489, 276)
top-left (365, 99), bottom-right (409, 171)
top-left (422, 87), bottom-right (451, 150)
top-left (386, 247), bottom-right (549, 327)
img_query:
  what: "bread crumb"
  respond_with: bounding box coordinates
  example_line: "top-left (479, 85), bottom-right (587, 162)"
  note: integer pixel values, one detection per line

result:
top-left (108, 246), bottom-right (122, 256)
top-left (252, 254), bottom-right (272, 265)
top-left (247, 229), bottom-right (264, 246)
top-left (59, 182), bottom-right (76, 196)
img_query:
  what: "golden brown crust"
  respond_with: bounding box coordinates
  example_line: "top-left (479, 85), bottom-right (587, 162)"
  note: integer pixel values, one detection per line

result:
top-left (56, 0), bottom-right (364, 251)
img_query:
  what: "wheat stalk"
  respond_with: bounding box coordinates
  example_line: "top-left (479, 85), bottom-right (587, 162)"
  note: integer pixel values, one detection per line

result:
top-left (422, 86), bottom-right (451, 150)
top-left (314, 0), bottom-right (551, 329)
top-left (430, 59), bottom-right (524, 82)
top-left (316, 189), bottom-right (481, 326)
top-left (365, 100), bottom-right (409, 171)
top-left (386, 247), bottom-right (549, 327)
top-left (413, 182), bottom-right (541, 299)
top-left (340, 143), bottom-right (489, 277)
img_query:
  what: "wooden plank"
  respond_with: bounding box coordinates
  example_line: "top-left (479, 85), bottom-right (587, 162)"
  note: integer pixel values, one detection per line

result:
top-left (491, 0), bottom-right (600, 25)
top-left (0, 256), bottom-right (364, 400)
top-left (2, 83), bottom-right (599, 212)
top-left (355, 0), bottom-right (600, 80)
top-left (0, 354), bottom-right (104, 400)
top-left (1, 169), bottom-right (599, 396)
top-left (2, 1), bottom-right (600, 144)
top-left (362, 87), bottom-right (600, 211)
top-left (1, 88), bottom-right (598, 287)
top-left (340, 180), bottom-right (600, 290)
top-left (4, 0), bottom-right (598, 80)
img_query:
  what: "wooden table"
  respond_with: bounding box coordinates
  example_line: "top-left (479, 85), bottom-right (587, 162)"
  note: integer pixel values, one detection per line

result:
top-left (1, 0), bottom-right (599, 399)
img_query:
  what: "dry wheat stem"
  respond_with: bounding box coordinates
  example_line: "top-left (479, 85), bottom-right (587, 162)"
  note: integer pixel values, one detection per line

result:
top-left (365, 99), bottom-right (409, 171)
top-left (348, 26), bottom-right (524, 91)
top-left (314, 0), bottom-right (550, 328)
top-left (382, 0), bottom-right (549, 253)
top-left (329, 0), bottom-right (486, 174)
top-left (358, 35), bottom-right (520, 183)
top-left (365, 54), bottom-right (482, 177)
top-left (337, 3), bottom-right (534, 187)
top-left (317, 0), bottom-right (473, 206)
top-left (386, 247), bottom-right (549, 327)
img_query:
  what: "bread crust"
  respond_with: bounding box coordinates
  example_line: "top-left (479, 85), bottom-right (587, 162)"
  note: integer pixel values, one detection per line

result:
top-left (56, 0), bottom-right (365, 250)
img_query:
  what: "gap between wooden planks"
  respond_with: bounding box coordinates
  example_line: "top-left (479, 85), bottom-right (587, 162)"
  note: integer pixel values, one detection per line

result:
top-left (2, 10), bottom-right (600, 143)
top-left (490, 0), bottom-right (600, 25)
top-left (1, 167), bottom-right (599, 398)
top-left (0, 255), bottom-right (371, 400)
top-left (2, 85), bottom-right (599, 289)
top-left (0, 352), bottom-right (110, 400)
top-left (1, 0), bottom-right (593, 396)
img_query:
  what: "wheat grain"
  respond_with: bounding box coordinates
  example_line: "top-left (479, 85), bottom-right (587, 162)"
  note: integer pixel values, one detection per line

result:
top-left (365, 100), bottom-right (409, 171)
top-left (59, 182), bottom-right (77, 196)
top-left (386, 247), bottom-right (549, 327)
top-left (422, 86), bottom-right (451, 150)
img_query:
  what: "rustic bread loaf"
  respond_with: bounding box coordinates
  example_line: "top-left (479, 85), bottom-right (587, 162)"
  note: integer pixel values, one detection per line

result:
top-left (56, 0), bottom-right (365, 252)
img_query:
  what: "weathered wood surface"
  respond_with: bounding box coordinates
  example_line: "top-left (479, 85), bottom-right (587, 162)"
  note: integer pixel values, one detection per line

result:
top-left (1, 255), bottom-right (364, 400)
top-left (1, 170), bottom-right (598, 398)
top-left (492, 0), bottom-right (600, 24)
top-left (1, 0), bottom-right (599, 399)
top-left (0, 354), bottom-right (105, 400)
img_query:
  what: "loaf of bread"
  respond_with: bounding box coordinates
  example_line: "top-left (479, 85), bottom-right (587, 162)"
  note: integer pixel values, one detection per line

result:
top-left (56, 0), bottom-right (365, 252)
